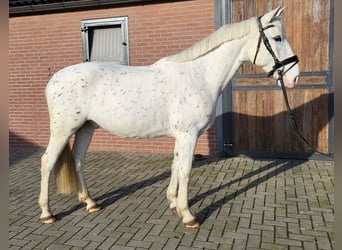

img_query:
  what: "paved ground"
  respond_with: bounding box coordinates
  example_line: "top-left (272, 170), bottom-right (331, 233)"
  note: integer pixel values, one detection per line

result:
top-left (9, 147), bottom-right (334, 249)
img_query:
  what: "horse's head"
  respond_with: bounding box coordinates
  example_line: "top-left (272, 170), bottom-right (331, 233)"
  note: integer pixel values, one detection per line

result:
top-left (248, 7), bottom-right (300, 88)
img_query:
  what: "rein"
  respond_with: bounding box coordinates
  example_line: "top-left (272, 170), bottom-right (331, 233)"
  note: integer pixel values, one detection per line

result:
top-left (278, 74), bottom-right (332, 157)
top-left (254, 16), bottom-right (332, 158)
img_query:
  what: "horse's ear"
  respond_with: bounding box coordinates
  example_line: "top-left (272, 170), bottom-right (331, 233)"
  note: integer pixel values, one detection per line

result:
top-left (275, 6), bottom-right (285, 16)
top-left (262, 6), bottom-right (285, 23)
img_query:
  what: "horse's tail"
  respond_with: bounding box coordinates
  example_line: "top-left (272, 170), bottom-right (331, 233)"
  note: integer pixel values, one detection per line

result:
top-left (54, 143), bottom-right (80, 194)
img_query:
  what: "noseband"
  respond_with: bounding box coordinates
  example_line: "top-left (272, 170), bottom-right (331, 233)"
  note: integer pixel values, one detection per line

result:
top-left (253, 16), bottom-right (299, 78)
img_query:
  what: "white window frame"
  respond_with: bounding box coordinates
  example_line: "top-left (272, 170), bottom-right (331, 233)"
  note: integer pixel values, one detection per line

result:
top-left (81, 16), bottom-right (129, 64)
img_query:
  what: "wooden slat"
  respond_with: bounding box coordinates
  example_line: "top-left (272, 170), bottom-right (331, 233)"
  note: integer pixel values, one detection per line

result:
top-left (235, 75), bottom-right (326, 86)
top-left (233, 88), bottom-right (329, 153)
top-left (236, 77), bottom-right (275, 86)
top-left (298, 75), bottom-right (326, 85)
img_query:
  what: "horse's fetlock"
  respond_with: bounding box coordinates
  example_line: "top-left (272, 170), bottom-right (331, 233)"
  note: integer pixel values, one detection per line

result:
top-left (78, 193), bottom-right (88, 203)
top-left (167, 193), bottom-right (177, 201)
top-left (176, 207), bottom-right (189, 217)
top-left (38, 201), bottom-right (47, 209)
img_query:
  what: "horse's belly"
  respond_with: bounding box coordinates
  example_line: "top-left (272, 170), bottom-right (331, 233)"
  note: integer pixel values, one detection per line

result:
top-left (89, 109), bottom-right (170, 139)
top-left (99, 122), bottom-right (170, 139)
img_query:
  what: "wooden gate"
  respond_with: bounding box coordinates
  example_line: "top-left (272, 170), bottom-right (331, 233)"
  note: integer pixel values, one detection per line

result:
top-left (222, 0), bottom-right (333, 159)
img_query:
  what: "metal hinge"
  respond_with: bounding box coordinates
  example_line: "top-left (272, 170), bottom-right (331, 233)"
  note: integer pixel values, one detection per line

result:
top-left (81, 26), bottom-right (88, 32)
top-left (224, 142), bottom-right (233, 150)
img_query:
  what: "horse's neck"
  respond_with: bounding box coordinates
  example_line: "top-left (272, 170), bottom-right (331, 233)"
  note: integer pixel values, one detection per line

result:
top-left (192, 35), bottom-right (249, 98)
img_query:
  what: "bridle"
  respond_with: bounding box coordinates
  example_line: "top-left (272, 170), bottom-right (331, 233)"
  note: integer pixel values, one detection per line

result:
top-left (253, 16), bottom-right (299, 78)
top-left (252, 16), bottom-right (332, 158)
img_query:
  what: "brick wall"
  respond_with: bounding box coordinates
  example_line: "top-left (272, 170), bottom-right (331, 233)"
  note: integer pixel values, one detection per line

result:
top-left (9, 0), bottom-right (217, 155)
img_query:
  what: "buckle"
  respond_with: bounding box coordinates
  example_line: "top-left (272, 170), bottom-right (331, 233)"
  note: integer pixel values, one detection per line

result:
top-left (268, 55), bottom-right (299, 77)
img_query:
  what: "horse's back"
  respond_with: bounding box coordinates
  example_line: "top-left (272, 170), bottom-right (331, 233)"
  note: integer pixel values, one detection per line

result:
top-left (45, 62), bottom-right (137, 107)
top-left (46, 62), bottom-right (113, 94)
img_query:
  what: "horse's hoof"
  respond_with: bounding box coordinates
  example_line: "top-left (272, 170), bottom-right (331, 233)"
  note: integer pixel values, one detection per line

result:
top-left (183, 219), bottom-right (200, 228)
top-left (38, 215), bottom-right (56, 224)
top-left (87, 205), bottom-right (101, 213)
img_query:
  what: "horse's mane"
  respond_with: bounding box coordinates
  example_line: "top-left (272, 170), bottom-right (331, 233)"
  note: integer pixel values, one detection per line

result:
top-left (160, 17), bottom-right (255, 63)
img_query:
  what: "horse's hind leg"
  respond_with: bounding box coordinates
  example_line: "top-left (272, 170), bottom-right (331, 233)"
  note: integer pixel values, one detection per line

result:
top-left (39, 134), bottom-right (71, 223)
top-left (72, 121), bottom-right (100, 212)
top-left (167, 159), bottom-right (178, 213)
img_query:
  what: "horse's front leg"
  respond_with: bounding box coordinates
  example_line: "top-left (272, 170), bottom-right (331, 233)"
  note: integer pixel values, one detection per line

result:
top-left (172, 132), bottom-right (199, 228)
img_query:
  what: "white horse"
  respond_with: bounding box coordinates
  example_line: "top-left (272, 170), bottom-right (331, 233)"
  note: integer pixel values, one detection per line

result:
top-left (39, 7), bottom-right (299, 228)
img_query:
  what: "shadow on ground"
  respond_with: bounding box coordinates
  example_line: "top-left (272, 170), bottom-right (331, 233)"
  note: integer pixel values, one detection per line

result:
top-left (9, 131), bottom-right (43, 166)
top-left (54, 154), bottom-right (304, 226)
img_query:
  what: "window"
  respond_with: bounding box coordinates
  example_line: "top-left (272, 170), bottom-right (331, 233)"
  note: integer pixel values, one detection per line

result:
top-left (81, 17), bottom-right (129, 64)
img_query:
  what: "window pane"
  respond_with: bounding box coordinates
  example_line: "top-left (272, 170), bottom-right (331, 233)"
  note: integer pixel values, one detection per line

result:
top-left (90, 26), bottom-right (124, 63)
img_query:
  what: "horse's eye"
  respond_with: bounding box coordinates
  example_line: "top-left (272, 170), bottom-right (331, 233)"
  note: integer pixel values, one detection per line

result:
top-left (273, 36), bottom-right (282, 42)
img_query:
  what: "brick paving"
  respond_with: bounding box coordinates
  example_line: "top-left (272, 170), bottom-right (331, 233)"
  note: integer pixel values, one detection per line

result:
top-left (9, 148), bottom-right (334, 249)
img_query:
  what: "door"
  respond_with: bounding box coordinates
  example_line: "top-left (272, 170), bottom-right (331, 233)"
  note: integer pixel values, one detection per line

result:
top-left (222, 0), bottom-right (333, 159)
